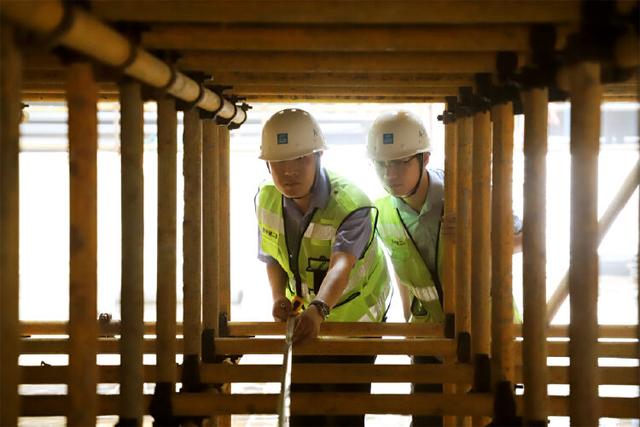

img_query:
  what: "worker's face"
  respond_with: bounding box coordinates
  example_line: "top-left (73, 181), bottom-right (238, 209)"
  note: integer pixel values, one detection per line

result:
top-left (374, 153), bottom-right (429, 197)
top-left (268, 153), bottom-right (319, 199)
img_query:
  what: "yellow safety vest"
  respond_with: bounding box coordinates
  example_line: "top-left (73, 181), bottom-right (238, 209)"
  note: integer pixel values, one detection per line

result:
top-left (256, 171), bottom-right (390, 322)
top-left (375, 195), bottom-right (445, 323)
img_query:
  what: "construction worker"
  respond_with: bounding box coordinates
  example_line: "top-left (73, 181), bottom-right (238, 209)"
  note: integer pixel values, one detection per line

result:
top-left (367, 110), bottom-right (522, 427)
top-left (256, 108), bottom-right (391, 426)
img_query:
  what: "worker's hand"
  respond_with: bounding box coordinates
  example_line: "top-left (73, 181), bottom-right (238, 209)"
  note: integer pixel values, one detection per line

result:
top-left (292, 304), bottom-right (323, 346)
top-left (272, 296), bottom-right (292, 322)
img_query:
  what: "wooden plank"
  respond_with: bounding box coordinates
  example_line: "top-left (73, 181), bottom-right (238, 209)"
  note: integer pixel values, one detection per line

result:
top-left (92, 1), bottom-right (580, 24)
top-left (514, 366), bottom-right (640, 386)
top-left (513, 341), bottom-right (638, 359)
top-left (182, 108), bottom-right (203, 357)
top-left (142, 24), bottom-right (554, 52)
top-left (202, 363), bottom-right (474, 384)
top-left (568, 61), bottom-right (602, 427)
top-left (471, 110), bottom-right (492, 356)
top-left (229, 85), bottom-right (459, 97)
top-left (18, 336), bottom-right (637, 358)
top-left (522, 87), bottom-right (549, 423)
top-left (19, 394), bottom-right (637, 419)
top-left (544, 396), bottom-right (640, 419)
top-left (455, 115), bottom-right (473, 338)
top-left (67, 61), bottom-right (98, 427)
top-left (213, 338), bottom-right (458, 357)
top-left (119, 78), bottom-right (145, 424)
top-left (202, 120), bottom-right (220, 333)
top-left (20, 320), bottom-right (443, 337)
top-left (0, 24), bottom-right (22, 427)
top-left (172, 392), bottom-right (495, 416)
top-left (229, 321), bottom-right (444, 337)
top-left (218, 127), bottom-right (231, 318)
top-left (29, 364), bottom-right (635, 386)
top-left (179, 52), bottom-right (507, 74)
top-left (156, 95), bottom-right (178, 384)
top-left (490, 101), bottom-right (515, 385)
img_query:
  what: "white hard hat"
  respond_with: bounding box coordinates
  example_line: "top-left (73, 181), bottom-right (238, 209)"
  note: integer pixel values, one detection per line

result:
top-left (367, 111), bottom-right (431, 161)
top-left (260, 108), bottom-right (327, 162)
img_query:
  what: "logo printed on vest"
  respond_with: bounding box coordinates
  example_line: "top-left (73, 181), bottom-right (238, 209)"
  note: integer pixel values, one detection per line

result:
top-left (261, 225), bottom-right (279, 240)
top-left (390, 237), bottom-right (406, 246)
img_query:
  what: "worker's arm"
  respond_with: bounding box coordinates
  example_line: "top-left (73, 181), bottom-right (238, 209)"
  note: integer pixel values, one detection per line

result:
top-left (266, 262), bottom-right (292, 321)
top-left (292, 250), bottom-right (356, 345)
top-left (396, 276), bottom-right (412, 322)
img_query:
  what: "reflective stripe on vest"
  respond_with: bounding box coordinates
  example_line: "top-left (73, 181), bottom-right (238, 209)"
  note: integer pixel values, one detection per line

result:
top-left (257, 171), bottom-right (391, 322)
top-left (375, 195), bottom-right (445, 324)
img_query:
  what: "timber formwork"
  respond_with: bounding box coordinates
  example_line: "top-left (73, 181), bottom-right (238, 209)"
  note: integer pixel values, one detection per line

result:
top-left (1, 1), bottom-right (639, 426)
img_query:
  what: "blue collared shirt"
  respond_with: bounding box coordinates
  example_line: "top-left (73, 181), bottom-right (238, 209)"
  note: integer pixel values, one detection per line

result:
top-left (258, 167), bottom-right (372, 265)
top-left (393, 168), bottom-right (445, 275)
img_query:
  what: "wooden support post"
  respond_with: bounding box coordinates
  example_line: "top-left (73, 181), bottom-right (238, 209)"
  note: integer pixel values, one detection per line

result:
top-left (441, 105), bottom-right (457, 427)
top-left (454, 112), bottom-right (473, 427)
top-left (150, 95), bottom-right (178, 423)
top-left (490, 101), bottom-right (515, 385)
top-left (182, 108), bottom-right (203, 390)
top-left (119, 79), bottom-right (145, 425)
top-left (471, 109), bottom-right (492, 356)
top-left (442, 104), bottom-right (457, 327)
top-left (522, 87), bottom-right (549, 424)
top-left (455, 115), bottom-right (473, 352)
top-left (156, 95), bottom-right (177, 384)
top-left (0, 24), bottom-right (22, 427)
top-left (202, 118), bottom-right (220, 346)
top-left (568, 62), bottom-right (602, 427)
top-left (218, 126), bottom-right (231, 319)
top-left (67, 61), bottom-right (98, 427)
top-left (471, 108), bottom-right (492, 427)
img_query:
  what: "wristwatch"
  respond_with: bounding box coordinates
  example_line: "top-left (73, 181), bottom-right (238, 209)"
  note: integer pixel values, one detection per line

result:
top-left (309, 299), bottom-right (331, 320)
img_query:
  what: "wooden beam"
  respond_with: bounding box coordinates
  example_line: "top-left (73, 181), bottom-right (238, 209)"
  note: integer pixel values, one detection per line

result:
top-left (18, 336), bottom-right (637, 357)
top-left (179, 52), bottom-right (509, 74)
top-left (19, 321), bottom-right (637, 340)
top-left (172, 392), bottom-right (495, 416)
top-left (213, 338), bottom-right (458, 357)
top-left (455, 115), bottom-right (473, 344)
top-left (471, 110), bottom-right (492, 356)
top-left (0, 24), bottom-right (22, 427)
top-left (67, 61), bottom-right (98, 427)
top-left (490, 101), bottom-right (515, 385)
top-left (91, 1), bottom-right (580, 24)
top-left (20, 363), bottom-right (473, 385)
top-left (156, 95), bottom-right (177, 384)
top-left (182, 108), bottom-right (203, 357)
top-left (522, 87), bottom-right (549, 424)
top-left (21, 364), bottom-right (640, 386)
top-left (19, 395), bottom-right (639, 419)
top-left (230, 85), bottom-right (459, 97)
top-left (568, 61), bottom-right (602, 427)
top-left (20, 320), bottom-right (443, 337)
top-left (202, 120), bottom-right (220, 334)
top-left (218, 126), bottom-right (231, 318)
top-left (119, 78), bottom-right (145, 425)
top-left (142, 24), bottom-right (566, 52)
